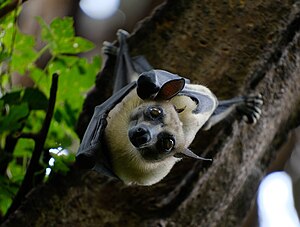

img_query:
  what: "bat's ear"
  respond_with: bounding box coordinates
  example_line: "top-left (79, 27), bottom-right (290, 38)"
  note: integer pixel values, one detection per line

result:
top-left (137, 70), bottom-right (186, 100)
top-left (180, 149), bottom-right (212, 161)
top-left (156, 78), bottom-right (185, 100)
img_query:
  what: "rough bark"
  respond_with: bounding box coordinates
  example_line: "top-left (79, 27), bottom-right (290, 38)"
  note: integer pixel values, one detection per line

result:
top-left (2, 0), bottom-right (300, 226)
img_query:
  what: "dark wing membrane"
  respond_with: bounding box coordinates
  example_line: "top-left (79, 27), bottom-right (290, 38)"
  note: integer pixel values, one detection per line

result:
top-left (113, 30), bottom-right (153, 93)
top-left (179, 88), bottom-right (217, 114)
top-left (76, 82), bottom-right (136, 177)
top-left (132, 56), bottom-right (153, 74)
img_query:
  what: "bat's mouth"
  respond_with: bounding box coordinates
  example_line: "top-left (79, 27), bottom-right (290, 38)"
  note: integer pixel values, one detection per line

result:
top-left (128, 126), bottom-right (151, 148)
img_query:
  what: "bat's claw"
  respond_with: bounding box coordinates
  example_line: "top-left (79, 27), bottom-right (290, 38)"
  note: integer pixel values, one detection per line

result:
top-left (238, 94), bottom-right (263, 124)
top-left (102, 41), bottom-right (118, 55)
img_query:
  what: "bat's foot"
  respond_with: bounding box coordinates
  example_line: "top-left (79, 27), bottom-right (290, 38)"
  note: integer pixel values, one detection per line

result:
top-left (102, 41), bottom-right (117, 55)
top-left (117, 29), bottom-right (129, 37)
top-left (237, 94), bottom-right (263, 124)
top-left (102, 30), bottom-right (130, 55)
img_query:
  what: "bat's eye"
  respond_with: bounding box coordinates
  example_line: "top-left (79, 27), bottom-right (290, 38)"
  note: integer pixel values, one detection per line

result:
top-left (157, 134), bottom-right (175, 153)
top-left (148, 106), bottom-right (163, 119)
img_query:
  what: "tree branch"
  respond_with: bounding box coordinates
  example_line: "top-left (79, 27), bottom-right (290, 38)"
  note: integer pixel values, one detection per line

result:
top-left (0, 0), bottom-right (28, 19)
top-left (0, 136), bottom-right (18, 176)
top-left (4, 73), bottom-right (59, 220)
top-left (17, 133), bottom-right (38, 140)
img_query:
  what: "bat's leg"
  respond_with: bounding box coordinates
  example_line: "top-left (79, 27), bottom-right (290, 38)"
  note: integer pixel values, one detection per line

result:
top-left (112, 30), bottom-right (139, 93)
top-left (104, 29), bottom-right (153, 93)
top-left (202, 94), bottom-right (263, 130)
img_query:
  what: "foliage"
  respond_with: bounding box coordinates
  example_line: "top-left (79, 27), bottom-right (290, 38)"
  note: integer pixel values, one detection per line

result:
top-left (0, 9), bottom-right (100, 217)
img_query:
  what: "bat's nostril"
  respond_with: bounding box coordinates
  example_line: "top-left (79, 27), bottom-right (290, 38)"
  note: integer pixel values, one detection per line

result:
top-left (128, 126), bottom-right (151, 148)
top-left (136, 127), bottom-right (146, 134)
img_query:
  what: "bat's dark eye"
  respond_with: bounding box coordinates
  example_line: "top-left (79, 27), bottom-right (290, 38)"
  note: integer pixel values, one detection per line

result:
top-left (157, 134), bottom-right (175, 153)
top-left (148, 106), bottom-right (163, 119)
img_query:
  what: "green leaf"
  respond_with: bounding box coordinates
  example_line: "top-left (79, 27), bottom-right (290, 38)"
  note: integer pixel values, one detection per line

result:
top-left (53, 101), bottom-right (76, 128)
top-left (0, 195), bottom-right (12, 216)
top-left (23, 87), bottom-right (48, 110)
top-left (37, 17), bottom-right (94, 55)
top-left (11, 31), bottom-right (38, 74)
top-left (0, 49), bottom-right (10, 62)
top-left (1, 90), bottom-right (22, 105)
top-left (50, 152), bottom-right (75, 175)
top-left (48, 58), bottom-right (68, 76)
top-left (13, 138), bottom-right (34, 159)
top-left (0, 12), bottom-right (15, 51)
top-left (36, 17), bottom-right (52, 42)
top-left (0, 176), bottom-right (18, 216)
top-left (68, 36), bottom-right (95, 53)
top-left (53, 37), bottom-right (94, 55)
top-left (29, 68), bottom-right (51, 95)
top-left (49, 55), bottom-right (100, 110)
top-left (56, 55), bottom-right (78, 67)
top-left (7, 159), bottom-right (27, 184)
top-left (49, 17), bottom-right (75, 39)
top-left (23, 110), bottom-right (45, 133)
top-left (0, 73), bottom-right (10, 89)
top-left (46, 120), bottom-right (74, 148)
top-left (0, 103), bottom-right (29, 133)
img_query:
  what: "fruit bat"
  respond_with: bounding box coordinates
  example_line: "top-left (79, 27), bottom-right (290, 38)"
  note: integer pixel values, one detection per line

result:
top-left (76, 30), bottom-right (263, 186)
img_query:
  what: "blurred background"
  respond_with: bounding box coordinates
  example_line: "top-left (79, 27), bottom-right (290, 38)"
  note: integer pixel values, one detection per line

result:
top-left (19, 0), bottom-right (164, 58)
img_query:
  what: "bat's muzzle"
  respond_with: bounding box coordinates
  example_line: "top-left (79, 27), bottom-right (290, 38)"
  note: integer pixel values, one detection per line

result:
top-left (128, 126), bottom-right (151, 148)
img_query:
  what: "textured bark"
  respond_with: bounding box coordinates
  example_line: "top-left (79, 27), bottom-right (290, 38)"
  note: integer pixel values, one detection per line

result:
top-left (3, 0), bottom-right (300, 226)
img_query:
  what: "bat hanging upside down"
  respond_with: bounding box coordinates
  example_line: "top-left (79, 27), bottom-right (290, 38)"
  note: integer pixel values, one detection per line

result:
top-left (76, 30), bottom-right (263, 186)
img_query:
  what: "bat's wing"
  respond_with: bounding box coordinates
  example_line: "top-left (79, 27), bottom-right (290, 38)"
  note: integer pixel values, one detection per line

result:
top-left (76, 82), bottom-right (136, 177)
top-left (179, 86), bottom-right (217, 114)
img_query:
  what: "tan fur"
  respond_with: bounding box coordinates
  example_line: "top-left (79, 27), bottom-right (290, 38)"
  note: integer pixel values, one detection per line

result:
top-left (105, 90), bottom-right (181, 185)
top-left (170, 84), bottom-right (217, 146)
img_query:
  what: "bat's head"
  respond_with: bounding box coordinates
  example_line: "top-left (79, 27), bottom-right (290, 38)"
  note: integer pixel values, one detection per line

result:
top-left (105, 70), bottom-right (217, 185)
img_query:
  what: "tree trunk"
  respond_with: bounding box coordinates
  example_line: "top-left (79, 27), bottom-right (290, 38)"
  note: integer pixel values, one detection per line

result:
top-left (2, 0), bottom-right (300, 226)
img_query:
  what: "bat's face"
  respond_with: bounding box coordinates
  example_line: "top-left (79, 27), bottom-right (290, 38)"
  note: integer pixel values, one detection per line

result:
top-left (128, 101), bottom-right (185, 162)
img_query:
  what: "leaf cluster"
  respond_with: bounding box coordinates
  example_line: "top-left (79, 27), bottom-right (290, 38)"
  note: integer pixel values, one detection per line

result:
top-left (0, 10), bottom-right (100, 216)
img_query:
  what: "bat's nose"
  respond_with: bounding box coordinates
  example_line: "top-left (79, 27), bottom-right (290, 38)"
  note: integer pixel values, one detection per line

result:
top-left (128, 126), bottom-right (151, 148)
